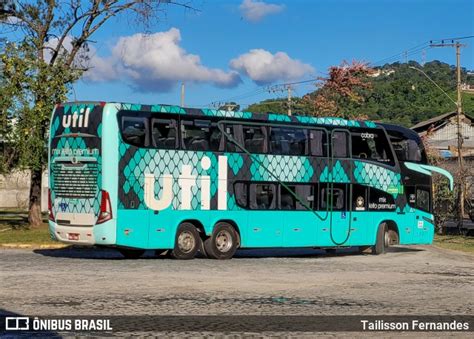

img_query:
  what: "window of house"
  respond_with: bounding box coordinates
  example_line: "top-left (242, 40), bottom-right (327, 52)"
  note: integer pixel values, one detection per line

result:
top-left (270, 127), bottom-right (308, 156)
top-left (151, 118), bottom-right (177, 149)
top-left (250, 183), bottom-right (276, 209)
top-left (121, 116), bottom-right (149, 147)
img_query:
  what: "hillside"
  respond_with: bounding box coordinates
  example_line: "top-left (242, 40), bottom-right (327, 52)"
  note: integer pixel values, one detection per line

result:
top-left (245, 60), bottom-right (474, 127)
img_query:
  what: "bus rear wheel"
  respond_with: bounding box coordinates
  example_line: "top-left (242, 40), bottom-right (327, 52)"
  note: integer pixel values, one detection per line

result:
top-left (203, 222), bottom-right (238, 260)
top-left (118, 248), bottom-right (145, 259)
top-left (171, 222), bottom-right (200, 260)
top-left (372, 223), bottom-right (388, 255)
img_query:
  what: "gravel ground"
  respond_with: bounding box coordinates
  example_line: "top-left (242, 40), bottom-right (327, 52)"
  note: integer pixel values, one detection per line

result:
top-left (0, 245), bottom-right (473, 336)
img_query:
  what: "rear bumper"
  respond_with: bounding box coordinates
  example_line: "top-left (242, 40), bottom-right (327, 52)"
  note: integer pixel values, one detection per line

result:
top-left (49, 221), bottom-right (95, 245)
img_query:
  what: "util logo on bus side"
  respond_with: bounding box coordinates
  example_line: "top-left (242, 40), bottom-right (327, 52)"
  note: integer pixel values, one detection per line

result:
top-left (61, 107), bottom-right (91, 128)
top-left (144, 156), bottom-right (228, 211)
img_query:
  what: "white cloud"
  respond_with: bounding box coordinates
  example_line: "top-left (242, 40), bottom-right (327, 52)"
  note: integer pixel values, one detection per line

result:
top-left (230, 49), bottom-right (314, 85)
top-left (84, 28), bottom-right (241, 92)
top-left (239, 0), bottom-right (285, 22)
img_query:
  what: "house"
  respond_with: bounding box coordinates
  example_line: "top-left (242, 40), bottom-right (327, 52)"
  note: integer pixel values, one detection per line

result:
top-left (412, 111), bottom-right (474, 158)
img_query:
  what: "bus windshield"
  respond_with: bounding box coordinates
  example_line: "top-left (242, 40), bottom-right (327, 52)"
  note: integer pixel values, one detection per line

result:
top-left (381, 123), bottom-right (427, 164)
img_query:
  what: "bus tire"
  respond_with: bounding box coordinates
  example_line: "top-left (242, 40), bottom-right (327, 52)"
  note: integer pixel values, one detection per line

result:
top-left (203, 222), bottom-right (238, 260)
top-left (372, 223), bottom-right (387, 255)
top-left (118, 248), bottom-right (145, 259)
top-left (171, 223), bottom-right (200, 260)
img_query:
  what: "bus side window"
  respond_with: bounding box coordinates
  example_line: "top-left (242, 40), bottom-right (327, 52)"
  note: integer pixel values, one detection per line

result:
top-left (250, 183), bottom-right (276, 209)
top-left (280, 184), bottom-right (314, 210)
top-left (320, 183), bottom-right (346, 210)
top-left (309, 129), bottom-right (327, 157)
top-left (181, 118), bottom-right (223, 151)
top-left (351, 128), bottom-right (395, 166)
top-left (243, 125), bottom-right (268, 153)
top-left (369, 188), bottom-right (396, 211)
top-left (121, 116), bottom-right (149, 147)
top-left (151, 118), bottom-right (177, 149)
top-left (332, 131), bottom-right (349, 158)
top-left (416, 187), bottom-right (431, 212)
top-left (234, 182), bottom-right (248, 209)
top-left (269, 127), bottom-right (308, 156)
top-left (352, 184), bottom-right (368, 211)
top-left (225, 124), bottom-right (243, 152)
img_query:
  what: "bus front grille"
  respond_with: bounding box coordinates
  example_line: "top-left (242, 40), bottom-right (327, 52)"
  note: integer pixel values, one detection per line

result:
top-left (52, 161), bottom-right (98, 198)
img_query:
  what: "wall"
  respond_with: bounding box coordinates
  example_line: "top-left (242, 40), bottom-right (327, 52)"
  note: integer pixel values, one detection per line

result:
top-left (0, 170), bottom-right (48, 212)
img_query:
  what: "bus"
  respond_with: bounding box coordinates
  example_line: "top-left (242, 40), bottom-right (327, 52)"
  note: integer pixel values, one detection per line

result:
top-left (48, 101), bottom-right (453, 259)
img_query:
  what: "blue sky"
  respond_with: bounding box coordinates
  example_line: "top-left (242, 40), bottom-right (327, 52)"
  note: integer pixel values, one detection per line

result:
top-left (74, 0), bottom-right (474, 109)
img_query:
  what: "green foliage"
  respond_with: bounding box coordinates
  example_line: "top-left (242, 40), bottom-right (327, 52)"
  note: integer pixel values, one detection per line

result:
top-left (246, 60), bottom-right (474, 126)
top-left (0, 40), bottom-right (81, 172)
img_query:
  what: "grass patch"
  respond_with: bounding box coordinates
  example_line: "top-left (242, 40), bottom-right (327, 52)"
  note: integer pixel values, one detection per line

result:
top-left (434, 235), bottom-right (474, 254)
top-left (0, 223), bottom-right (57, 244)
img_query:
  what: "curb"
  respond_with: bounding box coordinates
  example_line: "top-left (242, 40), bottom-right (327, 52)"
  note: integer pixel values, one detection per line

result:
top-left (0, 243), bottom-right (69, 249)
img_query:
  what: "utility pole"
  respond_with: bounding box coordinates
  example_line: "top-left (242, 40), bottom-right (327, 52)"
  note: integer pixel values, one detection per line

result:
top-left (287, 85), bottom-right (292, 116)
top-left (430, 40), bottom-right (466, 229)
top-left (180, 82), bottom-right (185, 107)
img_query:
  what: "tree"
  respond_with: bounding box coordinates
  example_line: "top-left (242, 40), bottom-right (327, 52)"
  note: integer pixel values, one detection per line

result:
top-left (0, 0), bottom-right (193, 227)
top-left (304, 60), bottom-right (373, 119)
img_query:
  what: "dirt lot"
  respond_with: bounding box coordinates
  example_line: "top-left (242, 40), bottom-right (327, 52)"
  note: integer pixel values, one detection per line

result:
top-left (0, 245), bottom-right (473, 336)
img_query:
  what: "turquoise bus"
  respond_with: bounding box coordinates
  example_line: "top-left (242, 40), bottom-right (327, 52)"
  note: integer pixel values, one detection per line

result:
top-left (48, 101), bottom-right (453, 259)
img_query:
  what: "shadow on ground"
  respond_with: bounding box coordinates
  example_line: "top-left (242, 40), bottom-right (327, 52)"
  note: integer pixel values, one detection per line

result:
top-left (33, 245), bottom-right (423, 260)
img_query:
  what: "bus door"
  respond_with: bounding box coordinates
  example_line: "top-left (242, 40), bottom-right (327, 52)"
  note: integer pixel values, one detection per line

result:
top-left (401, 185), bottom-right (416, 243)
top-left (328, 130), bottom-right (352, 246)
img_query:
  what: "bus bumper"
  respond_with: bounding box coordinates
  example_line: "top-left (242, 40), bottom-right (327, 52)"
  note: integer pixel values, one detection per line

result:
top-left (48, 221), bottom-right (96, 246)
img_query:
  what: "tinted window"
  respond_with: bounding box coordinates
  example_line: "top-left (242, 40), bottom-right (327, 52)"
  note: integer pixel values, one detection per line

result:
top-left (351, 129), bottom-right (395, 166)
top-left (181, 119), bottom-right (223, 151)
top-left (243, 126), bottom-right (267, 153)
top-left (309, 129), bottom-right (327, 157)
top-left (416, 187), bottom-right (431, 212)
top-left (151, 118), bottom-right (177, 149)
top-left (270, 127), bottom-right (308, 155)
top-left (234, 182), bottom-right (248, 208)
top-left (320, 184), bottom-right (346, 210)
top-left (121, 116), bottom-right (148, 147)
top-left (332, 131), bottom-right (349, 158)
top-left (250, 183), bottom-right (276, 209)
top-left (369, 188), bottom-right (396, 211)
top-left (280, 184), bottom-right (314, 210)
top-left (352, 184), bottom-right (368, 211)
top-left (224, 125), bottom-right (243, 152)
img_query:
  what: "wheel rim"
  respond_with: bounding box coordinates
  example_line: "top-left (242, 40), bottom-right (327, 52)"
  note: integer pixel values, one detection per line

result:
top-left (177, 231), bottom-right (195, 253)
top-left (384, 230), bottom-right (390, 247)
top-left (215, 230), bottom-right (233, 253)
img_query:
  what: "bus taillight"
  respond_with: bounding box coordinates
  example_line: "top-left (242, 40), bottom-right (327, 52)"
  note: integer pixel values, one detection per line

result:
top-left (97, 190), bottom-right (113, 224)
top-left (48, 189), bottom-right (55, 222)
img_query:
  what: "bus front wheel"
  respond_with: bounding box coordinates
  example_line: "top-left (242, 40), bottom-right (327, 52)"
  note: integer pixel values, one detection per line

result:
top-left (203, 222), bottom-right (238, 260)
top-left (372, 223), bottom-right (388, 255)
top-left (171, 223), bottom-right (200, 260)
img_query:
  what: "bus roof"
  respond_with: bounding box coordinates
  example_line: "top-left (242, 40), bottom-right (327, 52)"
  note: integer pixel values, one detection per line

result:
top-left (59, 101), bottom-right (379, 129)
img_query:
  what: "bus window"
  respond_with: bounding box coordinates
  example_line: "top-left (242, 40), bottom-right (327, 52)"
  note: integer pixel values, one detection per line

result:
top-left (352, 184), bottom-right (368, 211)
top-left (270, 127), bottom-right (308, 156)
top-left (225, 125), bottom-right (243, 152)
top-left (369, 188), bottom-right (396, 211)
top-left (151, 118), bottom-right (177, 149)
top-left (234, 182), bottom-right (248, 208)
top-left (416, 187), bottom-right (431, 212)
top-left (309, 129), bottom-right (327, 157)
top-left (250, 183), bottom-right (276, 209)
top-left (181, 119), bottom-right (223, 151)
top-left (320, 184), bottom-right (346, 210)
top-left (280, 184), bottom-right (314, 210)
top-left (121, 116), bottom-right (149, 147)
top-left (332, 131), bottom-right (349, 158)
top-left (351, 129), bottom-right (395, 166)
top-left (243, 125), bottom-right (267, 153)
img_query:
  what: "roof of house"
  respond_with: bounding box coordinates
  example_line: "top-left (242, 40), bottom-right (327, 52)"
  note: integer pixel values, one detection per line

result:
top-left (411, 111), bottom-right (474, 132)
